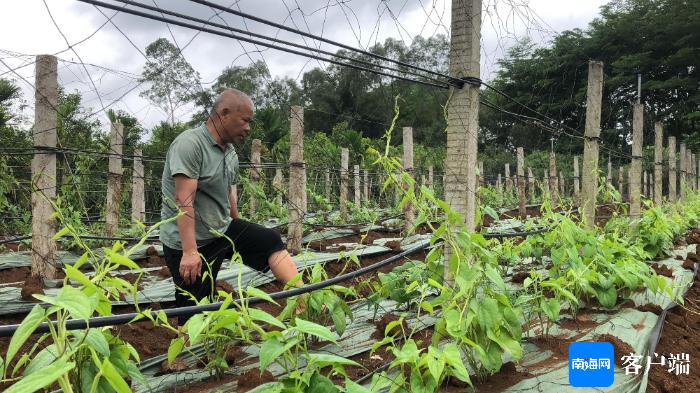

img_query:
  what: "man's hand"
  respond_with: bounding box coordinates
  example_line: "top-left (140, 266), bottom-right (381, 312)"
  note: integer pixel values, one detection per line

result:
top-left (179, 251), bottom-right (202, 285)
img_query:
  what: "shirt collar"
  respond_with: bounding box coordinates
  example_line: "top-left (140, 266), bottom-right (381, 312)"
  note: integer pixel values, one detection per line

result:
top-left (201, 123), bottom-right (219, 147)
top-left (201, 123), bottom-right (235, 154)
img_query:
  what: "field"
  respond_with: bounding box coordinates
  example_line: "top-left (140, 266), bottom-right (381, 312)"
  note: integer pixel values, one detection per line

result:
top-left (1, 188), bottom-right (700, 392)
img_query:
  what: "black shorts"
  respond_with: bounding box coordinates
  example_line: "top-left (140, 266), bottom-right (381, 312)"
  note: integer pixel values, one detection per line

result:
top-left (163, 219), bottom-right (286, 320)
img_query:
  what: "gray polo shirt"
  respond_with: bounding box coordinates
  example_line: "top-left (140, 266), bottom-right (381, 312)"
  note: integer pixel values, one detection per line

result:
top-left (160, 123), bottom-right (239, 250)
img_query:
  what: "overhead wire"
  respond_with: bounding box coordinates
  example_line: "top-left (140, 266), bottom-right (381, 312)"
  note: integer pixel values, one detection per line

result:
top-left (77, 0), bottom-right (452, 90)
top-left (187, 0), bottom-right (464, 86)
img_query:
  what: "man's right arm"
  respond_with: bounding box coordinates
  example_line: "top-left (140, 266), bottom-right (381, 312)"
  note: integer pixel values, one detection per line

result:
top-left (174, 174), bottom-right (200, 284)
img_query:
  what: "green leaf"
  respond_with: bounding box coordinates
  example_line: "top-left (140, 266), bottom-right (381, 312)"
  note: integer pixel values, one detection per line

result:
top-left (72, 329), bottom-right (110, 357)
top-left (541, 298), bottom-right (561, 321)
top-left (345, 379), bottom-right (372, 393)
top-left (100, 358), bottom-right (131, 393)
top-left (63, 264), bottom-right (93, 289)
top-left (487, 329), bottom-right (523, 360)
top-left (249, 308), bottom-right (286, 329)
top-left (34, 286), bottom-right (97, 320)
top-left (294, 318), bottom-right (336, 342)
top-left (246, 382), bottom-right (284, 393)
top-left (392, 339), bottom-right (420, 364)
top-left (308, 371), bottom-right (340, 393)
top-left (476, 297), bottom-right (499, 330)
top-left (442, 343), bottom-right (471, 385)
top-left (184, 313), bottom-right (206, 344)
top-left (306, 353), bottom-right (361, 367)
top-left (596, 286), bottom-right (618, 308)
top-left (72, 252), bottom-right (90, 270)
top-left (104, 249), bottom-right (140, 270)
top-left (330, 303), bottom-right (347, 337)
top-left (167, 337), bottom-right (185, 364)
top-left (385, 319), bottom-right (404, 337)
top-left (485, 265), bottom-right (506, 290)
top-left (24, 344), bottom-right (59, 376)
top-left (427, 347), bottom-right (445, 382)
top-left (410, 370), bottom-right (437, 393)
top-left (112, 357), bottom-right (148, 389)
top-left (6, 360), bottom-right (74, 393)
top-left (51, 226), bottom-right (71, 240)
top-left (79, 362), bottom-right (98, 393)
top-left (259, 336), bottom-right (296, 371)
top-left (246, 286), bottom-right (278, 305)
top-left (6, 305), bottom-right (45, 367)
top-left (483, 206), bottom-right (499, 220)
top-left (444, 308), bottom-right (464, 337)
top-left (480, 341), bottom-right (504, 371)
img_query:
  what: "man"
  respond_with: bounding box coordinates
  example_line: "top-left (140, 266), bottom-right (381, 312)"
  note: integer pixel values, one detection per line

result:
top-left (160, 88), bottom-right (300, 324)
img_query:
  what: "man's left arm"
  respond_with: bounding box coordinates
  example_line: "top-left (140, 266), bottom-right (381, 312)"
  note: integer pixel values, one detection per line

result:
top-left (229, 185), bottom-right (240, 220)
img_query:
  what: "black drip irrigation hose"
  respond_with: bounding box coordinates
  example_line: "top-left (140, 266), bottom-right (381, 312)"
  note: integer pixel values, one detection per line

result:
top-left (0, 234), bottom-right (159, 245)
top-left (0, 236), bottom-right (32, 245)
top-left (483, 227), bottom-right (549, 239)
top-left (0, 241), bottom-right (432, 337)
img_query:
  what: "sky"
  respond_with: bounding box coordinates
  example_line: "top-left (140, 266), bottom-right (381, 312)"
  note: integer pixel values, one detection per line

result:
top-left (0, 0), bottom-right (610, 133)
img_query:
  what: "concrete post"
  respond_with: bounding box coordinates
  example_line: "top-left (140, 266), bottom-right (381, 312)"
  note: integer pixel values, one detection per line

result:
top-left (325, 168), bottom-right (331, 202)
top-left (31, 55), bottom-right (58, 279)
top-left (697, 154), bottom-right (700, 191)
top-left (680, 143), bottom-right (686, 200)
top-left (582, 61), bottom-right (604, 228)
top-left (354, 165), bottom-right (361, 206)
top-left (559, 172), bottom-right (565, 196)
top-left (131, 149), bottom-right (145, 222)
top-left (478, 161), bottom-right (484, 188)
top-left (527, 167), bottom-right (535, 202)
top-left (428, 166), bottom-right (434, 191)
top-left (607, 158), bottom-right (613, 189)
top-left (549, 151), bottom-right (558, 210)
top-left (668, 136), bottom-right (676, 201)
top-left (287, 106), bottom-right (305, 253)
top-left (688, 151), bottom-right (693, 191)
top-left (654, 123), bottom-right (663, 204)
top-left (618, 166), bottom-right (624, 201)
top-left (573, 156), bottom-right (580, 203)
top-left (688, 150), bottom-right (694, 192)
top-left (403, 126), bottom-right (415, 232)
top-left (444, 0), bottom-right (481, 280)
top-left (340, 148), bottom-right (349, 221)
top-left (643, 171), bottom-right (648, 198)
top-left (105, 121), bottom-right (124, 238)
top-left (691, 151), bottom-right (696, 191)
top-left (273, 168), bottom-right (283, 206)
top-left (505, 163), bottom-right (512, 193)
top-left (516, 147), bottom-right (526, 217)
top-left (363, 169), bottom-right (369, 203)
top-left (249, 138), bottom-right (262, 216)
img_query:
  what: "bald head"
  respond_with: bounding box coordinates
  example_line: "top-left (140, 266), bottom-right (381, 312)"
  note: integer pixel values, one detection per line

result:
top-left (210, 88), bottom-right (253, 116)
top-left (206, 88), bottom-right (254, 145)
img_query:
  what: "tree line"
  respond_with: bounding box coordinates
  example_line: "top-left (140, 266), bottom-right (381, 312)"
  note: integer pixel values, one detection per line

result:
top-left (0, 0), bottom-right (697, 233)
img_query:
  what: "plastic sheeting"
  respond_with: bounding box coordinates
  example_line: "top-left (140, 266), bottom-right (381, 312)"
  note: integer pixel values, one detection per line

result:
top-left (131, 297), bottom-right (438, 392)
top-left (500, 244), bottom-right (697, 393)
top-left (0, 245), bottom-right (392, 316)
